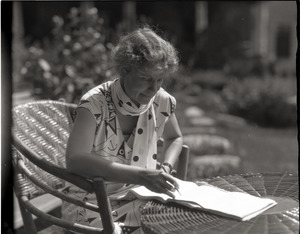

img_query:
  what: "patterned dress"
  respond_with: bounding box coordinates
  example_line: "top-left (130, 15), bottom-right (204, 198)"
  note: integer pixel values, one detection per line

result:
top-left (62, 79), bottom-right (176, 233)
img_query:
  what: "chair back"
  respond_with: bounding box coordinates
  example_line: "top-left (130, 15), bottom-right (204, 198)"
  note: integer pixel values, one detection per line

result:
top-left (12, 100), bottom-right (114, 234)
top-left (13, 100), bottom-right (76, 196)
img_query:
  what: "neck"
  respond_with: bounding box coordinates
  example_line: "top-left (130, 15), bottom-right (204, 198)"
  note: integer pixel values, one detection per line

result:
top-left (119, 77), bottom-right (140, 107)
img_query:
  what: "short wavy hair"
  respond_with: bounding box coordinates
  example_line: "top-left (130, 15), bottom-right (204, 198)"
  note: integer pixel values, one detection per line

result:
top-left (112, 27), bottom-right (179, 77)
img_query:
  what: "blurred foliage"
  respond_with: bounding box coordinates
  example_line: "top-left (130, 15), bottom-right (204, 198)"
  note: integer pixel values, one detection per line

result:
top-left (190, 70), bottom-right (226, 91)
top-left (179, 69), bottom-right (297, 128)
top-left (223, 55), bottom-right (276, 78)
top-left (20, 5), bottom-right (189, 103)
top-left (21, 6), bottom-right (116, 103)
top-left (221, 76), bottom-right (296, 128)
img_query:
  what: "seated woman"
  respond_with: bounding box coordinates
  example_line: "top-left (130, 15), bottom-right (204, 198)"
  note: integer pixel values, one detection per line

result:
top-left (62, 26), bottom-right (183, 233)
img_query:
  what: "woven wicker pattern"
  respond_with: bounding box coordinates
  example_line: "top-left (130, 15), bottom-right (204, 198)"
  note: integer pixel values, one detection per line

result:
top-left (12, 100), bottom-right (77, 199)
top-left (141, 172), bottom-right (299, 234)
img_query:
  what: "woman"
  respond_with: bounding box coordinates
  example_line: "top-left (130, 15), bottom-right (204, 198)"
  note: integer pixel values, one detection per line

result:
top-left (62, 27), bottom-right (183, 233)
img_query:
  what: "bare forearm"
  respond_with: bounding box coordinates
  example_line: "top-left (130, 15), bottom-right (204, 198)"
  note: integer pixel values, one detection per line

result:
top-left (66, 152), bottom-right (154, 185)
top-left (66, 152), bottom-right (180, 197)
top-left (162, 136), bottom-right (183, 167)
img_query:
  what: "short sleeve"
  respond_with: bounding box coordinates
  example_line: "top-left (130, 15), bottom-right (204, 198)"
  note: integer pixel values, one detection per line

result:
top-left (153, 88), bottom-right (177, 138)
top-left (154, 88), bottom-right (177, 118)
top-left (168, 94), bottom-right (176, 116)
top-left (76, 86), bottom-right (105, 125)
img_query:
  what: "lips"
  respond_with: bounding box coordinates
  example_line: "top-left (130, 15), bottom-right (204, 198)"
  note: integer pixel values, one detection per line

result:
top-left (141, 93), bottom-right (151, 98)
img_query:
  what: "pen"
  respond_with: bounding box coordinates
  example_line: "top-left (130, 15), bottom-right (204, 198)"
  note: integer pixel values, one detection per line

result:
top-left (167, 181), bottom-right (182, 196)
top-left (175, 187), bottom-right (182, 196)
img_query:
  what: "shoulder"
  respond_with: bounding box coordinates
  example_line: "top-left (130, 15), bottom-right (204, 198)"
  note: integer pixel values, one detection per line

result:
top-left (76, 80), bottom-right (114, 122)
top-left (154, 88), bottom-right (176, 106)
top-left (153, 88), bottom-right (176, 115)
top-left (80, 80), bottom-right (113, 105)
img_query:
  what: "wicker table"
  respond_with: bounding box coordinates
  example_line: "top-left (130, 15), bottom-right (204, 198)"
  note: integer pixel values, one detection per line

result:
top-left (141, 172), bottom-right (299, 234)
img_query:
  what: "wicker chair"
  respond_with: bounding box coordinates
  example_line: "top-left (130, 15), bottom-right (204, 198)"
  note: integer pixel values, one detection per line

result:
top-left (12, 100), bottom-right (189, 234)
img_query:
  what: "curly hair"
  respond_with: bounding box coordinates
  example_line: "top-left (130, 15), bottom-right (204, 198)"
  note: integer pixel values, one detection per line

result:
top-left (112, 27), bottom-right (179, 78)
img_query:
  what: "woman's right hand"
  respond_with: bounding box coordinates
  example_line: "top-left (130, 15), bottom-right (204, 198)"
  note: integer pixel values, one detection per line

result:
top-left (139, 169), bottom-right (179, 198)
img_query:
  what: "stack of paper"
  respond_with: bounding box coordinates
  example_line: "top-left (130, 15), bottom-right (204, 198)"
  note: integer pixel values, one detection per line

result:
top-left (111, 178), bottom-right (277, 221)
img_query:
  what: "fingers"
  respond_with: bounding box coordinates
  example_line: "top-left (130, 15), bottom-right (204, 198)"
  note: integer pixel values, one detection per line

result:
top-left (165, 181), bottom-right (176, 192)
top-left (158, 172), bottom-right (179, 197)
top-left (144, 170), bottom-right (179, 198)
top-left (163, 173), bottom-right (179, 190)
top-left (163, 187), bottom-right (176, 199)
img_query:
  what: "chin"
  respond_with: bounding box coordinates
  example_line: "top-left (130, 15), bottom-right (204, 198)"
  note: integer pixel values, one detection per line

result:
top-left (138, 100), bottom-right (148, 105)
top-left (137, 92), bottom-right (156, 104)
top-left (140, 96), bottom-right (153, 104)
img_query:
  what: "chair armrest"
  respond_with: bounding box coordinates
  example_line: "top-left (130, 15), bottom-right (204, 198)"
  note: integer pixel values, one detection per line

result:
top-left (176, 145), bottom-right (190, 180)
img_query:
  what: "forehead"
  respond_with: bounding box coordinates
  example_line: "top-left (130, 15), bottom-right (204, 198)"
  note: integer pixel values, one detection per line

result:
top-left (135, 65), bottom-right (166, 78)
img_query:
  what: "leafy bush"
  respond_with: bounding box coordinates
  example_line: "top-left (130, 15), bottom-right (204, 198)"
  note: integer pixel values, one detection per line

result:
top-left (20, 6), bottom-right (186, 103)
top-left (21, 7), bottom-right (116, 103)
top-left (223, 55), bottom-right (273, 78)
top-left (190, 70), bottom-right (227, 91)
top-left (222, 76), bottom-right (296, 128)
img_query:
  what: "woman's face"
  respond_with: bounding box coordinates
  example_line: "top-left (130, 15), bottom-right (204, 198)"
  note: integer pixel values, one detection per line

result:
top-left (122, 67), bottom-right (165, 106)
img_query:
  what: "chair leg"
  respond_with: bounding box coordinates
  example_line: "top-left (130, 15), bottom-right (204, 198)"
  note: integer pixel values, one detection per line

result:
top-left (16, 195), bottom-right (37, 234)
top-left (13, 166), bottom-right (38, 234)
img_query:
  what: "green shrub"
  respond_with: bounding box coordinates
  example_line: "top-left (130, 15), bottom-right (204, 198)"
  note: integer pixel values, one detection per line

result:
top-left (222, 76), bottom-right (296, 128)
top-left (21, 7), bottom-right (115, 103)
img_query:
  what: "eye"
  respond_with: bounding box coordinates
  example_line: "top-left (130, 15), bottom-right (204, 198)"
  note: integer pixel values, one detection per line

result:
top-left (157, 78), bottom-right (163, 83)
top-left (142, 76), bottom-right (152, 82)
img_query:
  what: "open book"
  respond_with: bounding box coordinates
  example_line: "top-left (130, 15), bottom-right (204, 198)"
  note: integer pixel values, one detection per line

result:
top-left (110, 178), bottom-right (277, 221)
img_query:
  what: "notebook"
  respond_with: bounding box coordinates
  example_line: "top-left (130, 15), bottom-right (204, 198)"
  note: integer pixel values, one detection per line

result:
top-left (110, 178), bottom-right (277, 221)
